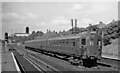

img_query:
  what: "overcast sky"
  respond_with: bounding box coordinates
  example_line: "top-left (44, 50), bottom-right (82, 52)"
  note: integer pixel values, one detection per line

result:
top-left (1, 0), bottom-right (119, 39)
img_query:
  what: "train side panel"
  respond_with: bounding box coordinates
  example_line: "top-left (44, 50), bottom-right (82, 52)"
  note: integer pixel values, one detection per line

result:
top-left (42, 39), bottom-right (80, 56)
top-left (25, 32), bottom-right (102, 60)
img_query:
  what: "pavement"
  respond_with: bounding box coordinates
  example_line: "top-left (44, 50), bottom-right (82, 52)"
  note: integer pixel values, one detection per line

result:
top-left (1, 42), bottom-right (18, 72)
top-left (13, 50), bottom-right (39, 72)
top-left (102, 54), bottom-right (120, 60)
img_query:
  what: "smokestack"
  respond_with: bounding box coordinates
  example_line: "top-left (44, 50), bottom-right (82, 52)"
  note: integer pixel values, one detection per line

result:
top-left (75, 19), bottom-right (77, 28)
top-left (71, 19), bottom-right (74, 34)
top-left (71, 19), bottom-right (73, 28)
top-left (26, 27), bottom-right (29, 34)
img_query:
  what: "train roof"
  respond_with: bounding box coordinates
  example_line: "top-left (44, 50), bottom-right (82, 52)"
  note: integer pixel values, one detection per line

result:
top-left (48, 32), bottom-right (89, 40)
top-left (25, 31), bottom-right (96, 43)
top-left (25, 38), bottom-right (47, 43)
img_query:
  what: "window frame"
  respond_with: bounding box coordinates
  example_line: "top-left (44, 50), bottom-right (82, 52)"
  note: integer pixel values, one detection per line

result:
top-left (81, 38), bottom-right (86, 45)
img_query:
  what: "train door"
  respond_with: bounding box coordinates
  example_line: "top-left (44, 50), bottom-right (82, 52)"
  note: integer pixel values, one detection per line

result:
top-left (89, 34), bottom-right (102, 59)
top-left (88, 34), bottom-right (97, 57)
top-left (78, 38), bottom-right (87, 56)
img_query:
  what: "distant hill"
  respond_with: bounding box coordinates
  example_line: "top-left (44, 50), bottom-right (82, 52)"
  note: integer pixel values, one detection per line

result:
top-left (102, 20), bottom-right (119, 46)
top-left (79, 20), bottom-right (119, 46)
top-left (36, 20), bottom-right (119, 43)
top-left (29, 31), bottom-right (44, 40)
top-left (100, 20), bottom-right (119, 57)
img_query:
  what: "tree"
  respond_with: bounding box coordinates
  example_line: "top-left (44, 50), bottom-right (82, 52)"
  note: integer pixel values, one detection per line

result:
top-left (32, 31), bottom-right (35, 34)
top-left (103, 36), bottom-right (111, 46)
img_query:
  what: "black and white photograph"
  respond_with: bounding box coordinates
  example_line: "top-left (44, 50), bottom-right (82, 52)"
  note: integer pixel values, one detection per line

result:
top-left (0, 0), bottom-right (119, 73)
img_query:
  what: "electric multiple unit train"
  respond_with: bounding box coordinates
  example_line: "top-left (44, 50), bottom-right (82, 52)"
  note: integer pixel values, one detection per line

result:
top-left (25, 31), bottom-right (102, 66)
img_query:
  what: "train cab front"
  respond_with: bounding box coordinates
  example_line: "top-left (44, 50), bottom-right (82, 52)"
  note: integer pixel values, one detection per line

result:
top-left (81, 32), bottom-right (102, 67)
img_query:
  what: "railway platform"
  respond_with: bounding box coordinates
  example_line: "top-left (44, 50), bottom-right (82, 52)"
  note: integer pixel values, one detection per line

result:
top-left (102, 54), bottom-right (120, 60)
top-left (1, 43), bottom-right (20, 73)
top-left (1, 42), bottom-right (40, 73)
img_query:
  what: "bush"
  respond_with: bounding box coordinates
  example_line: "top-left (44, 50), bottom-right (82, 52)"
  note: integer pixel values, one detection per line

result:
top-left (103, 36), bottom-right (111, 46)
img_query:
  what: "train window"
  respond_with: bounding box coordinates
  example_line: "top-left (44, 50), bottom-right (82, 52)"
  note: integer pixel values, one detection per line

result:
top-left (90, 41), bottom-right (94, 45)
top-left (73, 42), bottom-right (75, 46)
top-left (98, 41), bottom-right (101, 46)
top-left (66, 42), bottom-right (68, 44)
top-left (54, 41), bottom-right (55, 45)
top-left (97, 39), bottom-right (101, 46)
top-left (81, 38), bottom-right (86, 45)
top-left (90, 41), bottom-right (92, 45)
top-left (59, 40), bottom-right (62, 45)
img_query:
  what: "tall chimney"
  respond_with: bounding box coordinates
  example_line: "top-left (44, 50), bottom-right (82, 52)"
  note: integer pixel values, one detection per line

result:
top-left (71, 19), bottom-right (73, 28)
top-left (26, 27), bottom-right (29, 34)
top-left (75, 19), bottom-right (77, 28)
top-left (71, 19), bottom-right (74, 34)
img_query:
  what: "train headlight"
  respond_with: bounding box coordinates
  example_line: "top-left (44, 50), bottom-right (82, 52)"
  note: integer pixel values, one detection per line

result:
top-left (90, 56), bottom-right (95, 60)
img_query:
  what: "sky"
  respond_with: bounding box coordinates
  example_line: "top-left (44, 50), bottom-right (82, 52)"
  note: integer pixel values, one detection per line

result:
top-left (0, 0), bottom-right (119, 39)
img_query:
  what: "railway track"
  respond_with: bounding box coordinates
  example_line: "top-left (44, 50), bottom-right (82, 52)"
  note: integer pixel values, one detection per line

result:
top-left (14, 56), bottom-right (26, 73)
top-left (98, 57), bottom-right (120, 69)
top-left (25, 54), bottom-right (60, 72)
top-left (16, 50), bottom-right (62, 73)
top-left (15, 47), bottom-right (78, 72)
top-left (23, 47), bottom-right (119, 70)
top-left (11, 44), bottom-right (119, 72)
top-left (28, 48), bottom-right (118, 67)
top-left (13, 50), bottom-right (40, 73)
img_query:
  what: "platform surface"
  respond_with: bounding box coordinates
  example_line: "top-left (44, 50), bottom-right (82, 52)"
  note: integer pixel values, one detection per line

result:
top-left (102, 54), bottom-right (120, 60)
top-left (1, 42), bottom-right (17, 72)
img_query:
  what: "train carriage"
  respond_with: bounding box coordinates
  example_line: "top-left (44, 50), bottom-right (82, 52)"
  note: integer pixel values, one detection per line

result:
top-left (25, 31), bottom-right (102, 66)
